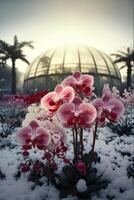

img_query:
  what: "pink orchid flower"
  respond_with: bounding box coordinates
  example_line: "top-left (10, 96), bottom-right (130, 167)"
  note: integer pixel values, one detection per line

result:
top-left (16, 120), bottom-right (51, 150)
top-left (57, 97), bottom-right (97, 128)
top-left (92, 84), bottom-right (124, 124)
top-left (62, 71), bottom-right (94, 96)
top-left (41, 84), bottom-right (74, 113)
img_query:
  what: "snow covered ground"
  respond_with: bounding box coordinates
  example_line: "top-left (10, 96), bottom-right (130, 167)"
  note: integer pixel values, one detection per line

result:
top-left (0, 125), bottom-right (133, 200)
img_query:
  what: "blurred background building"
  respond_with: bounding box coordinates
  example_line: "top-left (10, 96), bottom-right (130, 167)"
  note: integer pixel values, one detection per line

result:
top-left (0, 63), bottom-right (24, 94)
top-left (23, 45), bottom-right (122, 95)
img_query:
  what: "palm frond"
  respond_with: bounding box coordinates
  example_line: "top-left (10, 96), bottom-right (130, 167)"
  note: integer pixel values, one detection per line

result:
top-left (0, 40), bottom-right (9, 50)
top-left (110, 53), bottom-right (123, 58)
top-left (118, 50), bottom-right (127, 56)
top-left (113, 57), bottom-right (127, 63)
top-left (19, 41), bottom-right (34, 49)
top-left (0, 49), bottom-right (5, 54)
top-left (127, 47), bottom-right (130, 54)
top-left (120, 65), bottom-right (126, 70)
top-left (19, 55), bottom-right (30, 65)
top-left (14, 35), bottom-right (18, 47)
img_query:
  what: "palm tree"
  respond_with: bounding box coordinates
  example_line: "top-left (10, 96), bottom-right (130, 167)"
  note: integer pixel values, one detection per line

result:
top-left (111, 47), bottom-right (134, 90)
top-left (0, 36), bottom-right (34, 94)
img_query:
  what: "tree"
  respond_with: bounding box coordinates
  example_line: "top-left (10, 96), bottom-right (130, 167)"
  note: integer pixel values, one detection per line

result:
top-left (111, 47), bottom-right (134, 89)
top-left (0, 36), bottom-right (34, 94)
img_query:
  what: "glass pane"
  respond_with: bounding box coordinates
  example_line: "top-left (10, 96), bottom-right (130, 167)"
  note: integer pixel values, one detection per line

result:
top-left (97, 66), bottom-right (109, 74)
top-left (44, 48), bottom-right (56, 57)
top-left (64, 46), bottom-right (79, 64)
top-left (90, 48), bottom-right (106, 66)
top-left (34, 77), bottom-right (47, 92)
top-left (51, 46), bottom-right (64, 65)
top-left (30, 57), bottom-right (40, 70)
top-left (28, 72), bottom-right (35, 78)
top-left (35, 70), bottom-right (46, 76)
top-left (27, 79), bottom-right (34, 93)
top-left (49, 64), bottom-right (63, 74)
top-left (79, 46), bottom-right (94, 65)
top-left (81, 64), bottom-right (97, 73)
top-left (63, 64), bottom-right (79, 73)
top-left (99, 76), bottom-right (112, 91)
top-left (47, 75), bottom-right (63, 91)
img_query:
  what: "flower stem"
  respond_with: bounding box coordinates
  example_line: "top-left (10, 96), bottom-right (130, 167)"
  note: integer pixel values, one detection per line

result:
top-left (46, 161), bottom-right (50, 186)
top-left (92, 121), bottom-right (98, 153)
top-left (75, 127), bottom-right (78, 160)
top-left (80, 128), bottom-right (84, 157)
top-left (72, 128), bottom-right (76, 160)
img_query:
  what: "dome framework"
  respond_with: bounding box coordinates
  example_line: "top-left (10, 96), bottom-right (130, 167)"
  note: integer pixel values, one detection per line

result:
top-left (24, 45), bottom-right (122, 95)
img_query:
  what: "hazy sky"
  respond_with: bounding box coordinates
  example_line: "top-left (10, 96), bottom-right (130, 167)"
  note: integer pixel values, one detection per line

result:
top-left (0, 0), bottom-right (133, 72)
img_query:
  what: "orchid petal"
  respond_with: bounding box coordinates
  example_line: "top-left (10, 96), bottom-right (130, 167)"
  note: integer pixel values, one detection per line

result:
top-left (29, 120), bottom-right (39, 130)
top-left (16, 126), bottom-right (32, 145)
top-left (92, 98), bottom-right (104, 114)
top-left (81, 74), bottom-right (94, 86)
top-left (57, 103), bottom-right (75, 122)
top-left (61, 86), bottom-right (75, 103)
top-left (73, 96), bottom-right (82, 111)
top-left (79, 103), bottom-right (97, 124)
top-left (54, 84), bottom-right (63, 94)
top-left (36, 127), bottom-right (51, 147)
top-left (41, 91), bottom-right (57, 110)
top-left (62, 76), bottom-right (76, 87)
top-left (108, 98), bottom-right (124, 121)
top-left (72, 71), bottom-right (81, 80)
top-left (102, 84), bottom-right (113, 104)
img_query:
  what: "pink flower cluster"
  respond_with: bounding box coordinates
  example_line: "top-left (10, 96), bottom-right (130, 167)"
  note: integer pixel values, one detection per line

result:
top-left (16, 72), bottom-right (125, 176)
top-left (92, 84), bottom-right (125, 124)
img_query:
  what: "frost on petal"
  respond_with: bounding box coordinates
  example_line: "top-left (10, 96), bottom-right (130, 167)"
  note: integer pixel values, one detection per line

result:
top-left (79, 103), bottom-right (97, 124)
top-left (16, 126), bottom-right (32, 145)
top-left (61, 86), bottom-right (75, 103)
top-left (72, 71), bottom-right (81, 80)
top-left (54, 84), bottom-right (63, 94)
top-left (35, 127), bottom-right (51, 147)
top-left (57, 103), bottom-right (75, 122)
top-left (108, 98), bottom-right (124, 121)
top-left (41, 92), bottom-right (58, 110)
top-left (62, 76), bottom-right (76, 87)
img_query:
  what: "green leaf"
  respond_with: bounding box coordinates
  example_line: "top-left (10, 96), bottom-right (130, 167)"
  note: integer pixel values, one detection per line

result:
top-left (82, 153), bottom-right (91, 165)
top-left (59, 177), bottom-right (71, 188)
top-left (92, 152), bottom-right (98, 163)
top-left (86, 169), bottom-right (97, 184)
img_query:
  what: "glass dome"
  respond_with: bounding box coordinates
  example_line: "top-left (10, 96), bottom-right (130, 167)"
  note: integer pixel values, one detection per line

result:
top-left (24, 45), bottom-right (122, 95)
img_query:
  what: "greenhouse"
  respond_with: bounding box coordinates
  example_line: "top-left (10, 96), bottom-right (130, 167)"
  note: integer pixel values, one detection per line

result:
top-left (24, 45), bottom-right (122, 94)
